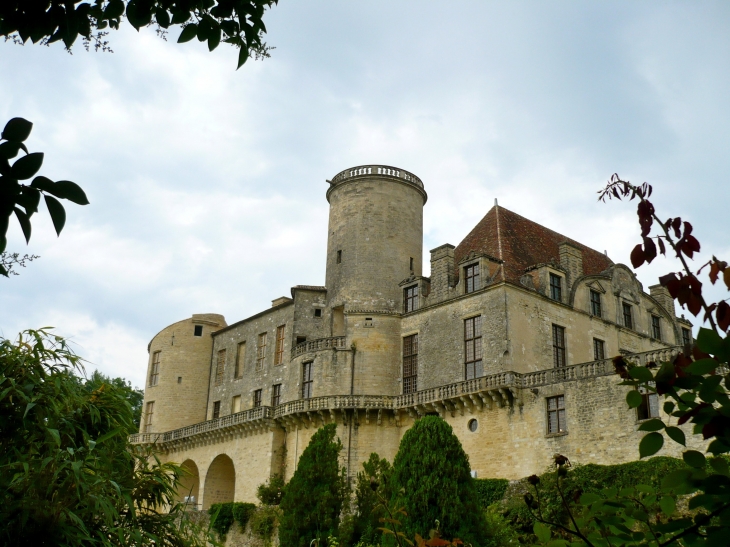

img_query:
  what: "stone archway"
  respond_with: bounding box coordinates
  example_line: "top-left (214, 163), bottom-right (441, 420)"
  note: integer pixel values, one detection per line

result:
top-left (203, 454), bottom-right (236, 509)
top-left (177, 459), bottom-right (200, 510)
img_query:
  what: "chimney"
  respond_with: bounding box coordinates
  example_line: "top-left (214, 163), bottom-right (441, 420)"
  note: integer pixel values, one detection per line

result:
top-left (558, 242), bottom-right (583, 290)
top-left (271, 296), bottom-right (292, 307)
top-left (429, 244), bottom-right (455, 303)
top-left (649, 284), bottom-right (675, 317)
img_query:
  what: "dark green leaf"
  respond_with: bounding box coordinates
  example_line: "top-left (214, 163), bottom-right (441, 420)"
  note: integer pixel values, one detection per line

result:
top-left (52, 181), bottom-right (89, 205)
top-left (155, 7), bottom-right (170, 28)
top-left (44, 195), bottom-right (66, 236)
top-left (697, 328), bottom-right (723, 356)
top-left (688, 358), bottom-right (720, 375)
top-left (2, 118), bottom-right (33, 142)
top-left (665, 426), bottom-right (686, 446)
top-left (709, 457), bottom-right (730, 475)
top-left (659, 495), bottom-right (676, 516)
top-left (237, 46), bottom-right (249, 69)
top-left (11, 152), bottom-right (44, 180)
top-left (638, 419), bottom-right (665, 432)
top-left (534, 522), bottom-right (551, 543)
top-left (664, 401), bottom-right (676, 414)
top-left (105, 0), bottom-right (125, 19)
top-left (629, 366), bottom-right (654, 382)
top-left (683, 450), bottom-right (707, 469)
top-left (30, 176), bottom-right (55, 193)
top-left (626, 390), bottom-right (643, 409)
top-left (208, 27), bottom-right (222, 51)
top-left (639, 432), bottom-right (664, 458)
top-left (13, 207), bottom-right (31, 243)
top-left (18, 186), bottom-right (41, 215)
top-left (178, 24), bottom-right (198, 43)
top-left (0, 141), bottom-right (22, 159)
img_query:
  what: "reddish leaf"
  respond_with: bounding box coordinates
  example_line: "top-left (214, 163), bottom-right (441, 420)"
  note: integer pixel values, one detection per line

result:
top-left (658, 237), bottom-right (666, 256)
top-left (692, 345), bottom-right (711, 361)
top-left (643, 237), bottom-right (657, 263)
top-left (704, 303), bottom-right (718, 323)
top-left (717, 301), bottom-right (730, 332)
top-left (613, 355), bottom-right (629, 378)
top-left (683, 221), bottom-right (693, 237)
top-left (631, 244), bottom-right (646, 268)
top-left (672, 217), bottom-right (682, 238)
top-left (677, 402), bottom-right (709, 426)
top-left (710, 261), bottom-right (721, 284)
top-left (702, 416), bottom-right (730, 440)
top-left (674, 353), bottom-right (693, 378)
top-left (724, 268), bottom-right (730, 290)
top-left (637, 200), bottom-right (655, 236)
top-left (687, 293), bottom-right (702, 316)
top-left (659, 273), bottom-right (680, 297)
top-left (686, 235), bottom-right (700, 253)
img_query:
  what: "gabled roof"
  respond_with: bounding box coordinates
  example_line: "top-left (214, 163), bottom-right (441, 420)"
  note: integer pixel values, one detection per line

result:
top-left (453, 205), bottom-right (613, 283)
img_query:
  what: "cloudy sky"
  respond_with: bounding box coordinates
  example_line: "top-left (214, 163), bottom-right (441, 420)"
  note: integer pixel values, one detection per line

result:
top-left (1, 1), bottom-right (728, 388)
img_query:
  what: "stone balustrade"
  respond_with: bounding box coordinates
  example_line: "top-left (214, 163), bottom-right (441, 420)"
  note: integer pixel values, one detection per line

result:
top-left (330, 164), bottom-right (424, 188)
top-left (291, 336), bottom-right (347, 358)
top-left (131, 346), bottom-right (683, 445)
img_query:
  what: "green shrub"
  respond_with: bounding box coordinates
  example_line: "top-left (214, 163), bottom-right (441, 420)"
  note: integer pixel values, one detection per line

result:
top-left (353, 453), bottom-right (393, 546)
top-left (257, 474), bottom-right (286, 505)
top-left (233, 502), bottom-right (257, 530)
top-left (390, 415), bottom-right (488, 546)
top-left (474, 478), bottom-right (509, 508)
top-left (208, 502), bottom-right (235, 539)
top-left (250, 505), bottom-right (281, 541)
top-left (279, 423), bottom-right (348, 547)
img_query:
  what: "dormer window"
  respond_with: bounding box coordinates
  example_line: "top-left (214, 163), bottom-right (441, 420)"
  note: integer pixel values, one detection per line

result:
top-left (651, 315), bottom-right (661, 340)
top-left (622, 303), bottom-right (634, 330)
top-left (589, 290), bottom-right (601, 317)
top-left (465, 263), bottom-right (480, 294)
top-left (404, 285), bottom-right (419, 312)
top-left (549, 273), bottom-right (562, 302)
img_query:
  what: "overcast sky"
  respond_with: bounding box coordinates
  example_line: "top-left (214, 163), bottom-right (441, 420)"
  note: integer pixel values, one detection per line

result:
top-left (1, 1), bottom-right (728, 388)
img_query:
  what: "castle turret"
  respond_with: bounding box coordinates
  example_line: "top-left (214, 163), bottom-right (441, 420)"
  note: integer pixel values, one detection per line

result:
top-left (324, 165), bottom-right (427, 395)
top-left (140, 313), bottom-right (226, 434)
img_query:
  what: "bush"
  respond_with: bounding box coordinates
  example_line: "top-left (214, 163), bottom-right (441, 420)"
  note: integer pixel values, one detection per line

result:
top-left (279, 423), bottom-right (347, 547)
top-left (250, 505), bottom-right (281, 542)
top-left (257, 474), bottom-right (286, 505)
top-left (233, 502), bottom-right (257, 530)
top-left (474, 478), bottom-right (509, 508)
top-left (353, 453), bottom-right (393, 546)
top-left (390, 415), bottom-right (488, 546)
top-left (208, 503), bottom-right (235, 539)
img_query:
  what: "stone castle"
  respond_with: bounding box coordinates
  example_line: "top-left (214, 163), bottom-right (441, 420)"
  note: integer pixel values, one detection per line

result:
top-left (133, 164), bottom-right (695, 510)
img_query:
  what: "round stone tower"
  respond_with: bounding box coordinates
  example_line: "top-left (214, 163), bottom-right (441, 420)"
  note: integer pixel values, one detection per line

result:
top-left (325, 165), bottom-right (427, 311)
top-left (325, 165), bottom-right (426, 395)
top-left (140, 313), bottom-right (226, 434)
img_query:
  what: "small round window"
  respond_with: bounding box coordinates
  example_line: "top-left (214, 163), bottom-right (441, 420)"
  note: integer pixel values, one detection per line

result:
top-left (468, 419), bottom-right (478, 432)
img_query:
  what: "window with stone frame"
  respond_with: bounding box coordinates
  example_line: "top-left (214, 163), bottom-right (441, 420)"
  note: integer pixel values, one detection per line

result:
top-left (214, 349), bottom-right (226, 386)
top-left (271, 384), bottom-right (282, 407)
top-left (234, 342), bottom-right (246, 379)
top-left (404, 285), bottom-right (419, 313)
top-left (149, 351), bottom-right (160, 387)
top-left (651, 315), bottom-right (662, 340)
top-left (402, 334), bottom-right (418, 394)
top-left (593, 338), bottom-right (605, 361)
top-left (637, 385), bottom-right (660, 421)
top-left (464, 263), bottom-right (480, 294)
top-left (623, 303), bottom-right (634, 330)
top-left (193, 325), bottom-right (203, 336)
top-left (464, 316), bottom-right (483, 380)
top-left (212, 400), bottom-right (221, 419)
top-left (682, 327), bottom-right (692, 346)
top-left (590, 290), bottom-right (602, 317)
top-left (552, 324), bottom-right (566, 368)
top-left (256, 332), bottom-right (267, 371)
top-left (549, 273), bottom-right (563, 302)
top-left (253, 389), bottom-right (262, 408)
top-left (546, 395), bottom-right (566, 434)
top-left (231, 395), bottom-right (241, 414)
top-left (144, 401), bottom-right (154, 433)
top-left (302, 361), bottom-right (313, 399)
top-left (274, 325), bottom-right (286, 365)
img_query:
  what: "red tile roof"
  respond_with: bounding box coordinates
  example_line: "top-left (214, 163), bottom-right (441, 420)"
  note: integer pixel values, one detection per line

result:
top-left (453, 205), bottom-right (613, 283)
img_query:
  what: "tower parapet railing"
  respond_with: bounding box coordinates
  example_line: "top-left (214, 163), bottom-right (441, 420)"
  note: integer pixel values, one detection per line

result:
top-left (330, 164), bottom-right (424, 189)
top-left (130, 346), bottom-right (683, 445)
top-left (291, 336), bottom-right (347, 358)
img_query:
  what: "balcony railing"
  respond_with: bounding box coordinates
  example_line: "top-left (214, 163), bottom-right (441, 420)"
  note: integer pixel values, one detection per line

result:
top-left (291, 336), bottom-right (347, 358)
top-left (131, 346), bottom-right (683, 445)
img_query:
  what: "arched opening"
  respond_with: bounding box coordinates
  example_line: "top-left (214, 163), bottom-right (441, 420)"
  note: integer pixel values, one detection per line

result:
top-left (176, 459), bottom-right (200, 510)
top-left (203, 454), bottom-right (235, 509)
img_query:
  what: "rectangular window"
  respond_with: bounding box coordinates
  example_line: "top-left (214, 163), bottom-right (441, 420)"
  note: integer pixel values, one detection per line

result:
top-left (314, 308), bottom-right (322, 318)
top-left (550, 273), bottom-right (562, 302)
top-left (410, 257), bottom-right (414, 271)
top-left (465, 264), bottom-right (480, 294)
top-left (275, 325), bottom-right (286, 365)
top-left (256, 332), bottom-right (267, 371)
top-left (253, 389), bottom-right (262, 408)
top-left (337, 250), bottom-right (342, 264)
top-left (547, 395), bottom-right (566, 434)
top-left (302, 362), bottom-right (313, 399)
top-left (464, 316), bottom-right (483, 380)
top-left (194, 325), bottom-right (203, 336)
top-left (404, 285), bottom-right (419, 313)
top-left (651, 315), bottom-right (661, 340)
top-left (403, 334), bottom-right (418, 394)
top-left (231, 395), bottom-right (241, 414)
top-left (623, 303), bottom-right (633, 329)
top-left (212, 401), bottom-right (221, 419)
top-left (215, 349), bottom-right (226, 386)
top-left (234, 342), bottom-right (246, 379)
top-left (144, 401), bottom-right (154, 433)
top-left (590, 290), bottom-right (602, 317)
top-left (271, 384), bottom-right (282, 407)
top-left (552, 324), bottom-right (566, 368)
top-left (682, 327), bottom-right (692, 346)
top-left (593, 338), bottom-right (605, 361)
top-left (637, 387), bottom-right (660, 421)
top-left (149, 351), bottom-right (160, 387)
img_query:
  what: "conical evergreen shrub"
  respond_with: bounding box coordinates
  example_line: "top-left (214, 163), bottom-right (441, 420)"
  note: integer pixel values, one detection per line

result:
top-left (279, 423), bottom-right (347, 547)
top-left (391, 415), bottom-right (488, 546)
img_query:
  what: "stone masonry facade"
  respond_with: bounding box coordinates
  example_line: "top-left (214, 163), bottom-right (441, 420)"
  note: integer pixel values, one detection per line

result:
top-left (133, 164), bottom-right (697, 510)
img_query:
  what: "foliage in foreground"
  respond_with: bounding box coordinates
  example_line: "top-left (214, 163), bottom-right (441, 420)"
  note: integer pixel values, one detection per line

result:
top-left (0, 328), bottom-right (211, 547)
top-left (391, 415), bottom-right (488, 547)
top-left (279, 423), bottom-right (348, 547)
top-left (525, 177), bottom-right (730, 546)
